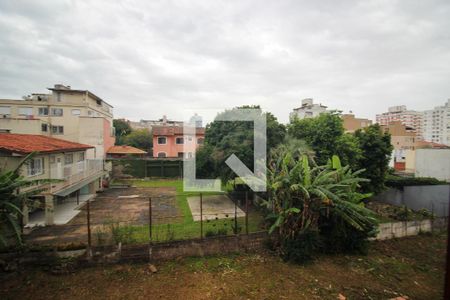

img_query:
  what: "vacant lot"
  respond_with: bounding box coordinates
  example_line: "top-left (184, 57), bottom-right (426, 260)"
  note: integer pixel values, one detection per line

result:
top-left (2, 232), bottom-right (447, 300)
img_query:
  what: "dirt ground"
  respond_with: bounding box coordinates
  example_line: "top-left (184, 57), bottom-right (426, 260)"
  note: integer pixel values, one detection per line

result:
top-left (2, 232), bottom-right (447, 300)
top-left (25, 187), bottom-right (180, 246)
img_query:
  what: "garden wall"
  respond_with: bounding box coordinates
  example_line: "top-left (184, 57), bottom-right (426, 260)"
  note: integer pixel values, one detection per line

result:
top-left (372, 185), bottom-right (450, 217)
top-left (110, 158), bottom-right (183, 178)
top-left (375, 218), bottom-right (447, 240)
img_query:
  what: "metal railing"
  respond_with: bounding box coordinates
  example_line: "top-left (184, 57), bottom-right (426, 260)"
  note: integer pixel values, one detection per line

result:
top-left (47, 159), bottom-right (104, 193)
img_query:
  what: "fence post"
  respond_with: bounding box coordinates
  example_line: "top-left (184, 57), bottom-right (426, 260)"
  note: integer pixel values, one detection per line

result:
top-left (245, 191), bottom-right (249, 235)
top-left (200, 193), bottom-right (203, 239)
top-left (87, 199), bottom-right (92, 257)
top-left (234, 195), bottom-right (238, 235)
top-left (149, 197), bottom-right (152, 243)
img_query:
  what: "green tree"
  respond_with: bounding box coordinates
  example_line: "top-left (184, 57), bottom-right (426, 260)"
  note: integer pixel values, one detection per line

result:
top-left (196, 106), bottom-right (286, 181)
top-left (288, 112), bottom-right (361, 168)
top-left (113, 119), bottom-right (132, 145)
top-left (354, 124), bottom-right (393, 193)
top-left (122, 129), bottom-right (152, 153)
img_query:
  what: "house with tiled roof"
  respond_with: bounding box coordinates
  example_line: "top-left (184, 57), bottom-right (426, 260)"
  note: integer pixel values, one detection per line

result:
top-left (0, 133), bottom-right (106, 227)
top-left (152, 125), bottom-right (205, 158)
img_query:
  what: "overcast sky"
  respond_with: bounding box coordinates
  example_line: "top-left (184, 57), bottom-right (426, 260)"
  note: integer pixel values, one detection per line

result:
top-left (1, 0), bottom-right (449, 124)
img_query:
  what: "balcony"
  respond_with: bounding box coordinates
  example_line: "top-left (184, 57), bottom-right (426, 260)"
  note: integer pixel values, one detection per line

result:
top-left (49, 159), bottom-right (104, 194)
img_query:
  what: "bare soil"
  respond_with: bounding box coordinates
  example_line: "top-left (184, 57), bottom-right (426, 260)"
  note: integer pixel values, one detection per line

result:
top-left (2, 232), bottom-right (447, 300)
top-left (25, 187), bottom-right (179, 246)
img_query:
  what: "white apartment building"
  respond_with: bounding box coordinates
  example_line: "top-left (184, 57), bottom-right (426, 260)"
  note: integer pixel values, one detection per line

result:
top-left (0, 84), bottom-right (115, 159)
top-left (376, 105), bottom-right (423, 138)
top-left (422, 99), bottom-right (450, 146)
top-left (290, 98), bottom-right (328, 121)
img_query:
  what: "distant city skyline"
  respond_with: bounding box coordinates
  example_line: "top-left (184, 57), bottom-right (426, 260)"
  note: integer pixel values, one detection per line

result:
top-left (1, 1), bottom-right (449, 124)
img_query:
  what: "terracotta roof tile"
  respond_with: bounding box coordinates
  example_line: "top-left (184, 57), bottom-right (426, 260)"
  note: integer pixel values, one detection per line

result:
top-left (153, 125), bottom-right (205, 136)
top-left (0, 133), bottom-right (94, 155)
top-left (107, 145), bottom-right (147, 154)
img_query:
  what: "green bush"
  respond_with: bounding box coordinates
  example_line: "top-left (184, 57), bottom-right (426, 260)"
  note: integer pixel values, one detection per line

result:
top-left (280, 230), bottom-right (321, 264)
top-left (319, 214), bottom-right (376, 255)
top-left (386, 175), bottom-right (445, 188)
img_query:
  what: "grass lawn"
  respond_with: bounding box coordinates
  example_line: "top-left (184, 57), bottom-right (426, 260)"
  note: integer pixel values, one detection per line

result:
top-left (1, 232), bottom-right (447, 299)
top-left (112, 179), bottom-right (265, 243)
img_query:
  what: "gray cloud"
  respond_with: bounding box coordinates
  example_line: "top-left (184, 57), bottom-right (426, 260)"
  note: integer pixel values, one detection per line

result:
top-left (0, 0), bottom-right (449, 123)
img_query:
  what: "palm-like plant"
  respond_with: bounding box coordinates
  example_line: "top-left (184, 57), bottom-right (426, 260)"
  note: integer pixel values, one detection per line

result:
top-left (0, 153), bottom-right (48, 246)
top-left (266, 146), bottom-right (377, 253)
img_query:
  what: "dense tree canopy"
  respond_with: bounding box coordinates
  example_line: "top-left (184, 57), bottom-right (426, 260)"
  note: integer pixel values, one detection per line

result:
top-left (122, 129), bottom-right (153, 153)
top-left (288, 113), bottom-right (393, 194)
top-left (287, 112), bottom-right (361, 168)
top-left (196, 106), bottom-right (286, 181)
top-left (113, 119), bottom-right (133, 145)
top-left (354, 124), bottom-right (393, 193)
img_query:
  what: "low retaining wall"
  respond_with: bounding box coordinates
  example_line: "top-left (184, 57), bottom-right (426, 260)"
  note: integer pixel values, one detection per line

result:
top-left (375, 218), bottom-right (447, 240)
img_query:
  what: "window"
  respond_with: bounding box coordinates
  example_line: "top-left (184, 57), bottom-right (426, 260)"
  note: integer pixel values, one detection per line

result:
top-left (41, 124), bottom-right (48, 132)
top-left (64, 154), bottom-right (73, 165)
top-left (71, 109), bottom-right (81, 116)
top-left (78, 152), bottom-right (85, 162)
top-left (177, 152), bottom-right (184, 158)
top-left (38, 107), bottom-right (49, 116)
top-left (51, 108), bottom-right (63, 116)
top-left (18, 107), bottom-right (33, 116)
top-left (88, 110), bottom-right (93, 116)
top-left (175, 137), bottom-right (184, 144)
top-left (49, 155), bottom-right (55, 164)
top-left (157, 152), bottom-right (167, 158)
top-left (27, 158), bottom-right (43, 176)
top-left (187, 152), bottom-right (193, 158)
top-left (187, 136), bottom-right (193, 141)
top-left (0, 106), bottom-right (11, 115)
top-left (197, 138), bottom-right (204, 145)
top-left (51, 125), bottom-right (64, 134)
top-left (158, 137), bottom-right (167, 144)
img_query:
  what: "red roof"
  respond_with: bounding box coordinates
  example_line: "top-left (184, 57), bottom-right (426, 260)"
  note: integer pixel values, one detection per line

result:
top-left (0, 133), bottom-right (94, 155)
top-left (153, 125), bottom-right (205, 136)
top-left (107, 145), bottom-right (147, 154)
top-left (416, 141), bottom-right (450, 149)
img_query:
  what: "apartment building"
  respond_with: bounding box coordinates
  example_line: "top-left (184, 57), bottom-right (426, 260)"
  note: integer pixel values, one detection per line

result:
top-left (289, 98), bottom-right (329, 121)
top-left (0, 84), bottom-right (115, 159)
top-left (0, 133), bottom-right (106, 226)
top-left (376, 105), bottom-right (422, 138)
top-left (153, 125), bottom-right (205, 158)
top-left (129, 115), bottom-right (184, 131)
top-left (342, 113), bottom-right (372, 133)
top-left (422, 99), bottom-right (450, 146)
top-left (381, 121), bottom-right (418, 172)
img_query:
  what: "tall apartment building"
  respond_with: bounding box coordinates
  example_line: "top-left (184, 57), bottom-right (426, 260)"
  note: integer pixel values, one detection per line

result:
top-left (0, 84), bottom-right (115, 159)
top-left (290, 98), bottom-right (328, 121)
top-left (376, 105), bottom-right (422, 138)
top-left (422, 99), bottom-right (450, 146)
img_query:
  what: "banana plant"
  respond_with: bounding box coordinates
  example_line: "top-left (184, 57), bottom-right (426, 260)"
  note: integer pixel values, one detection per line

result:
top-left (0, 153), bottom-right (51, 246)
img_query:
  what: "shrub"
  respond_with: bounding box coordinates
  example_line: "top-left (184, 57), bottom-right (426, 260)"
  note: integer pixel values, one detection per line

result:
top-left (319, 213), bottom-right (377, 255)
top-left (280, 230), bottom-right (321, 264)
top-left (386, 175), bottom-right (445, 188)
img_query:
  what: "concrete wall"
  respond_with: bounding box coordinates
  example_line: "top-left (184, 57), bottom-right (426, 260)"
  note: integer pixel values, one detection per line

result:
top-left (415, 149), bottom-right (450, 181)
top-left (373, 185), bottom-right (450, 217)
top-left (376, 218), bottom-right (446, 240)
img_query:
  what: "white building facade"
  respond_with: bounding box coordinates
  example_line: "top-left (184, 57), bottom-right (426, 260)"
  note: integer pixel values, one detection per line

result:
top-left (422, 99), bottom-right (450, 146)
top-left (290, 98), bottom-right (328, 121)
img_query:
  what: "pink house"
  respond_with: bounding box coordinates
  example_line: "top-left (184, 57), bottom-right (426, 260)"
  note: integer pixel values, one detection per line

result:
top-left (152, 125), bottom-right (205, 158)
